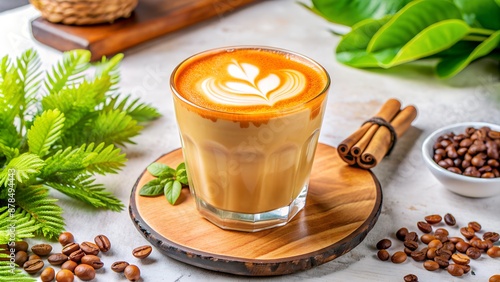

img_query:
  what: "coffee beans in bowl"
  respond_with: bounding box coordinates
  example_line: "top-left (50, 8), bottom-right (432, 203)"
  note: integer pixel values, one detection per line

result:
top-left (422, 122), bottom-right (500, 197)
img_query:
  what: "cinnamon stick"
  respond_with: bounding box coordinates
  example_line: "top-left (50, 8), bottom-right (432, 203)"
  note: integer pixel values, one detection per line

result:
top-left (338, 99), bottom-right (418, 169)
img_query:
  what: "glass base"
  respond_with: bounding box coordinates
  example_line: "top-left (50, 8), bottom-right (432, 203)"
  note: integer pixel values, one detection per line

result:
top-left (195, 184), bottom-right (308, 232)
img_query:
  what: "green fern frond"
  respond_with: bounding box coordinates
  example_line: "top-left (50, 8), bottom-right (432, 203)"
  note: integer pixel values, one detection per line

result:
top-left (104, 94), bottom-right (161, 122)
top-left (0, 207), bottom-right (40, 242)
top-left (0, 64), bottom-right (24, 125)
top-left (0, 153), bottom-right (44, 186)
top-left (0, 122), bottom-right (20, 149)
top-left (95, 53), bottom-right (123, 94)
top-left (16, 49), bottom-right (42, 110)
top-left (0, 55), bottom-right (10, 79)
top-left (83, 143), bottom-right (126, 175)
top-left (27, 109), bottom-right (65, 157)
top-left (85, 109), bottom-right (142, 146)
top-left (41, 145), bottom-right (90, 177)
top-left (15, 186), bottom-right (64, 239)
top-left (0, 262), bottom-right (35, 282)
top-left (46, 174), bottom-right (123, 211)
top-left (44, 49), bottom-right (90, 95)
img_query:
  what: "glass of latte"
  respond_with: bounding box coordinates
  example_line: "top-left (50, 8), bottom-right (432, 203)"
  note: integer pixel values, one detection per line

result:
top-left (171, 46), bottom-right (330, 232)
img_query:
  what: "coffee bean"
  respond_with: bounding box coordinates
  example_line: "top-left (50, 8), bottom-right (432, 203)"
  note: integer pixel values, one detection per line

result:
top-left (80, 241), bottom-right (99, 255)
top-left (376, 239), bottom-right (391, 250)
top-left (455, 241), bottom-right (470, 253)
top-left (31, 243), bottom-right (52, 256)
top-left (14, 250), bottom-right (28, 266)
top-left (62, 242), bottom-right (80, 256)
top-left (61, 260), bottom-right (78, 272)
top-left (447, 264), bottom-right (464, 277)
top-left (423, 260), bottom-right (439, 271)
top-left (41, 267), bottom-right (55, 282)
top-left (124, 264), bottom-right (141, 281)
top-left (490, 274), bottom-right (500, 282)
top-left (403, 247), bottom-right (413, 256)
top-left (23, 258), bottom-right (44, 274)
top-left (485, 239), bottom-right (494, 250)
top-left (14, 241), bottom-right (28, 252)
top-left (468, 221), bottom-right (482, 232)
top-left (420, 234), bottom-right (435, 244)
top-left (391, 251), bottom-right (407, 264)
top-left (424, 214), bottom-right (442, 224)
top-left (403, 240), bottom-right (418, 251)
top-left (396, 228), bottom-right (408, 241)
top-left (48, 253), bottom-right (68, 265)
top-left (484, 232), bottom-right (500, 242)
top-left (466, 247), bottom-right (481, 259)
top-left (81, 254), bottom-right (103, 269)
top-left (28, 254), bottom-right (40, 260)
top-left (442, 241), bottom-right (456, 253)
top-left (451, 253), bottom-right (470, 265)
top-left (132, 245), bottom-right (152, 259)
top-left (460, 227), bottom-right (475, 239)
top-left (487, 246), bottom-right (500, 258)
top-left (410, 250), bottom-right (426, 262)
top-left (56, 269), bottom-right (74, 282)
top-left (377, 249), bottom-right (390, 261)
top-left (434, 233), bottom-right (449, 243)
top-left (417, 221), bottom-right (432, 233)
top-left (68, 249), bottom-right (85, 263)
top-left (94, 234), bottom-right (111, 252)
top-left (58, 232), bottom-right (74, 246)
top-left (448, 237), bottom-right (463, 244)
top-left (455, 264), bottom-right (471, 274)
top-left (111, 261), bottom-right (130, 272)
top-left (405, 232), bottom-right (418, 242)
top-left (403, 274), bottom-right (418, 282)
top-left (427, 239), bottom-right (443, 249)
top-left (434, 228), bottom-right (449, 236)
top-left (434, 255), bottom-right (450, 268)
top-left (436, 248), bottom-right (452, 260)
top-left (426, 247), bottom-right (437, 260)
top-left (74, 264), bottom-right (96, 281)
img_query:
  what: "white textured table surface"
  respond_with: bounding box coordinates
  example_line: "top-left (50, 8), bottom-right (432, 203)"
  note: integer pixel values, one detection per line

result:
top-left (1, 1), bottom-right (500, 282)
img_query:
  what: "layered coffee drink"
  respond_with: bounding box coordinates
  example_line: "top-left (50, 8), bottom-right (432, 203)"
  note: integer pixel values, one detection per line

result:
top-left (171, 46), bottom-right (330, 231)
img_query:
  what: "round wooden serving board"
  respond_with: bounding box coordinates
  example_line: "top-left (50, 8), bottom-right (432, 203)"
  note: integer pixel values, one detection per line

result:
top-left (129, 143), bottom-right (382, 276)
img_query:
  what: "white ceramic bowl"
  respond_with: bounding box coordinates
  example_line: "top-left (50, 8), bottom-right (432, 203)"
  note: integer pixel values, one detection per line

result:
top-left (422, 122), bottom-right (500, 198)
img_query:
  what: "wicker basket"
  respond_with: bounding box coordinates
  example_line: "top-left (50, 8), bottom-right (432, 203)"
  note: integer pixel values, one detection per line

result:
top-left (30, 0), bottom-right (138, 25)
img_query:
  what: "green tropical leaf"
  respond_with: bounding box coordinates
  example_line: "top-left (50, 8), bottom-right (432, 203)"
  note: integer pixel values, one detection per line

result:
top-left (436, 30), bottom-right (500, 78)
top-left (0, 153), bottom-right (44, 185)
top-left (16, 49), bottom-right (42, 111)
top-left (44, 49), bottom-right (90, 95)
top-left (139, 178), bottom-right (164, 196)
top-left (453, 0), bottom-right (500, 30)
top-left (303, 0), bottom-right (411, 27)
top-left (27, 109), bottom-right (65, 157)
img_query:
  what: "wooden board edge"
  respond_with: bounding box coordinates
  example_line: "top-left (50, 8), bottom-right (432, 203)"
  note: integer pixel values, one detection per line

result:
top-left (128, 144), bottom-right (383, 276)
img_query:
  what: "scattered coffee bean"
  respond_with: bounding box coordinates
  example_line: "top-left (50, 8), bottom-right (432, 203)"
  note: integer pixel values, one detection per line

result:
top-left (41, 267), bottom-right (55, 282)
top-left (455, 241), bottom-right (470, 253)
top-left (417, 221), bottom-right (432, 233)
top-left (111, 261), bottom-right (130, 272)
top-left (68, 249), bottom-right (85, 263)
top-left (447, 264), bottom-right (464, 277)
top-left (61, 260), bottom-right (78, 272)
top-left (14, 251), bottom-right (28, 266)
top-left (442, 241), bottom-right (456, 253)
top-left (424, 214), bottom-right (442, 224)
top-left (434, 255), bottom-right (449, 268)
top-left (428, 239), bottom-right (443, 249)
top-left (448, 237), bottom-right (463, 244)
top-left (410, 250), bottom-right (426, 262)
top-left (132, 245), bottom-right (152, 259)
top-left (48, 253), bottom-right (69, 265)
top-left (403, 240), bottom-right (418, 251)
top-left (405, 232), bottom-right (418, 242)
top-left (391, 251), bottom-right (407, 264)
top-left (444, 213), bottom-right (456, 226)
top-left (434, 228), bottom-right (449, 236)
top-left (451, 253), bottom-right (470, 265)
top-left (484, 232), bottom-right (499, 242)
top-left (74, 264), bottom-right (96, 281)
top-left (58, 232), bottom-right (74, 246)
top-left (420, 234), bottom-right (435, 244)
top-left (80, 241), bottom-right (100, 255)
top-left (460, 227), bottom-right (475, 239)
top-left (23, 258), bottom-right (44, 274)
top-left (62, 242), bottom-right (80, 256)
top-left (426, 247), bottom-right (437, 260)
top-left (31, 243), bottom-right (52, 256)
top-left (403, 274), bottom-right (418, 282)
top-left (455, 264), bottom-right (471, 274)
top-left (396, 228), bottom-right (408, 241)
top-left (81, 254), bottom-right (103, 269)
top-left (468, 221), bottom-right (482, 232)
top-left (376, 239), bottom-right (392, 250)
top-left (466, 247), bottom-right (481, 259)
top-left (423, 260), bottom-right (439, 271)
top-left (124, 264), bottom-right (141, 281)
top-left (490, 274), bottom-right (500, 282)
top-left (14, 241), bottom-right (28, 252)
top-left (436, 248), bottom-right (452, 260)
top-left (487, 246), bottom-right (500, 258)
top-left (94, 234), bottom-right (111, 252)
top-left (377, 249), bottom-right (390, 261)
top-left (56, 269), bottom-right (74, 282)
top-left (434, 233), bottom-right (449, 243)
top-left (28, 254), bottom-right (40, 260)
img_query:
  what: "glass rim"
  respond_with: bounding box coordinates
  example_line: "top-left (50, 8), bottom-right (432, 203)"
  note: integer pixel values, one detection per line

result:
top-left (170, 45), bottom-right (331, 116)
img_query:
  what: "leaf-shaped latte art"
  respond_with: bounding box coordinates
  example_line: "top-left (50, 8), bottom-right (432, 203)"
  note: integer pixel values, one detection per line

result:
top-left (201, 60), bottom-right (306, 106)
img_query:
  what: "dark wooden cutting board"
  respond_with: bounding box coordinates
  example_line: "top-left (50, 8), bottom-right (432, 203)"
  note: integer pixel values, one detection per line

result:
top-left (31, 0), bottom-right (258, 61)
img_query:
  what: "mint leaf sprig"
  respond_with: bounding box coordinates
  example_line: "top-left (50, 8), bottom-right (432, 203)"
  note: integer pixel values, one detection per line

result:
top-left (140, 162), bottom-right (189, 205)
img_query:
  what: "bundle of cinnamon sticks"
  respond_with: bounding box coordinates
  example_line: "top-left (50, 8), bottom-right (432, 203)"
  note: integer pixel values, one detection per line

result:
top-left (338, 99), bottom-right (417, 169)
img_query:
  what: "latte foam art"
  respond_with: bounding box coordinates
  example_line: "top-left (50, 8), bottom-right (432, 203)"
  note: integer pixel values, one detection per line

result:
top-left (200, 60), bottom-right (306, 106)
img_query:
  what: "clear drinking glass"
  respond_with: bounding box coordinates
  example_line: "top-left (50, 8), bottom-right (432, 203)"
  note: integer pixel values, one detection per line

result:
top-left (171, 46), bottom-right (330, 232)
